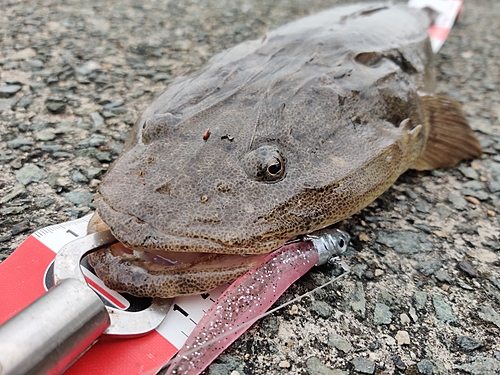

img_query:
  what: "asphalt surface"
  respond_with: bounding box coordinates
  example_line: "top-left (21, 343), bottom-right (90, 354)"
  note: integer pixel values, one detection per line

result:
top-left (1, 1), bottom-right (500, 374)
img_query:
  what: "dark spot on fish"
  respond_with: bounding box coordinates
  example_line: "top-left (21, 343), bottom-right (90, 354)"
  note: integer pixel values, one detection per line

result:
top-left (155, 182), bottom-right (171, 195)
top-left (221, 134), bottom-right (234, 141)
top-left (216, 181), bottom-right (231, 193)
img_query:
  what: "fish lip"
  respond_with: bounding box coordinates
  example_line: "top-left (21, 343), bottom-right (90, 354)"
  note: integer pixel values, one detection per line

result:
top-left (95, 195), bottom-right (281, 254)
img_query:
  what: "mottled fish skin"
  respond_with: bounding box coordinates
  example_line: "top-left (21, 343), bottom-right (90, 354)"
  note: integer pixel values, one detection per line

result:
top-left (95, 3), bottom-right (431, 255)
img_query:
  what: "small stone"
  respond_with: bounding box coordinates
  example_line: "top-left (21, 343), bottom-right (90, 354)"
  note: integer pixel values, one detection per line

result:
top-left (415, 201), bottom-right (430, 213)
top-left (463, 180), bottom-right (483, 190)
top-left (359, 232), bottom-right (369, 242)
top-left (434, 269), bottom-right (451, 283)
top-left (395, 330), bottom-right (410, 345)
top-left (373, 303), bottom-right (392, 325)
top-left (351, 264), bottom-right (368, 279)
top-left (374, 269), bottom-right (384, 277)
top-left (9, 48), bottom-right (37, 61)
top-left (466, 248), bottom-right (498, 263)
top-left (487, 209), bottom-right (497, 217)
top-left (456, 335), bottom-right (483, 352)
top-left (46, 101), bottom-right (66, 113)
top-left (95, 151), bottom-right (112, 162)
top-left (478, 305), bottom-right (500, 328)
top-left (400, 313), bottom-right (411, 325)
top-left (34, 197), bottom-right (55, 208)
top-left (483, 240), bottom-right (500, 250)
top-left (435, 203), bottom-right (452, 218)
top-left (11, 221), bottom-right (31, 235)
top-left (391, 355), bottom-right (407, 371)
top-left (63, 191), bottom-right (94, 206)
top-left (350, 357), bottom-right (375, 375)
top-left (90, 112), bottom-right (104, 130)
top-left (0, 184), bottom-right (26, 204)
top-left (77, 134), bottom-right (107, 148)
top-left (349, 282), bottom-right (366, 318)
top-left (54, 122), bottom-right (74, 134)
top-left (279, 360), bottom-right (290, 368)
top-left (35, 130), bottom-right (56, 141)
top-left (457, 279), bottom-right (474, 291)
top-left (306, 356), bottom-right (345, 375)
top-left (289, 304), bottom-right (298, 315)
top-left (1, 207), bottom-right (25, 215)
top-left (0, 98), bottom-right (18, 111)
top-left (488, 181), bottom-right (500, 193)
top-left (413, 291), bottom-right (428, 310)
top-left (310, 300), bottom-right (332, 318)
top-left (87, 167), bottom-right (103, 179)
top-left (0, 85), bottom-right (22, 98)
top-left (454, 356), bottom-right (500, 375)
top-left (417, 359), bottom-right (434, 375)
top-left (7, 138), bottom-right (33, 149)
top-left (28, 59), bottom-right (44, 69)
top-left (414, 260), bottom-right (443, 276)
top-left (70, 169), bottom-right (89, 183)
top-left (458, 166), bottom-right (479, 180)
top-left (328, 334), bottom-right (352, 353)
top-left (457, 260), bottom-right (478, 278)
top-left (29, 82), bottom-right (46, 91)
top-left (17, 96), bottom-right (33, 108)
top-left (409, 306), bottom-right (418, 322)
top-left (448, 192), bottom-right (467, 210)
top-left (153, 72), bottom-right (170, 82)
top-left (465, 196), bottom-right (481, 205)
top-left (369, 340), bottom-right (381, 350)
top-left (207, 355), bottom-right (245, 375)
top-left (376, 231), bottom-right (433, 255)
top-left (432, 295), bottom-right (455, 322)
top-left (15, 164), bottom-right (46, 185)
top-left (379, 290), bottom-right (397, 307)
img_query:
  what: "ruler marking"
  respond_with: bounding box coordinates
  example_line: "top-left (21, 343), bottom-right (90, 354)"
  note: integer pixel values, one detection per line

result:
top-left (66, 229), bottom-right (79, 237)
top-left (173, 304), bottom-right (189, 317)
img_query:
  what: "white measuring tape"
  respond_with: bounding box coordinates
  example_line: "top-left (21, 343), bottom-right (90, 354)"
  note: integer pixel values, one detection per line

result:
top-left (0, 215), bottom-right (228, 374)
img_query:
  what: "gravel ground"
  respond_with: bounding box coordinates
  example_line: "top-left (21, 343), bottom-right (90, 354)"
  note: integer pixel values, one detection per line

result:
top-left (1, 0), bottom-right (500, 374)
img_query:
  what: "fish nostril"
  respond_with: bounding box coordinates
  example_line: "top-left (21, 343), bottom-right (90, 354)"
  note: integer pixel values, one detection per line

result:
top-left (354, 52), bottom-right (382, 67)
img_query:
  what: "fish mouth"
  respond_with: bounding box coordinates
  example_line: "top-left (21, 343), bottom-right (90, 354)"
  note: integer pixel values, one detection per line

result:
top-left (86, 209), bottom-right (272, 298)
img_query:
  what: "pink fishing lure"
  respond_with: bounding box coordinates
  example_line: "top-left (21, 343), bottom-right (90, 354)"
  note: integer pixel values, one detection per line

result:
top-left (165, 228), bottom-right (349, 375)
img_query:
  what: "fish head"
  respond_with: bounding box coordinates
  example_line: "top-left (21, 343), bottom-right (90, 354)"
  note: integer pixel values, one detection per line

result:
top-left (94, 53), bottom-right (427, 256)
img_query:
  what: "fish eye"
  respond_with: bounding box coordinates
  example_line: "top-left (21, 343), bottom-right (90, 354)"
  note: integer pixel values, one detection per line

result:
top-left (338, 238), bottom-right (345, 249)
top-left (242, 145), bottom-right (286, 183)
top-left (267, 159), bottom-right (282, 175)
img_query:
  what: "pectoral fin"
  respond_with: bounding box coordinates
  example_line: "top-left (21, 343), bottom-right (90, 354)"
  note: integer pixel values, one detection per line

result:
top-left (411, 95), bottom-right (482, 171)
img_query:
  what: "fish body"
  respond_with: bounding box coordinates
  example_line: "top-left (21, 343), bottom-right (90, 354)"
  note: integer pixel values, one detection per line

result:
top-left (88, 3), bottom-right (481, 297)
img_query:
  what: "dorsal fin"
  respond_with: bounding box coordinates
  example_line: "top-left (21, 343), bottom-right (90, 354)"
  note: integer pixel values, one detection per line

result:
top-left (411, 95), bottom-right (482, 171)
